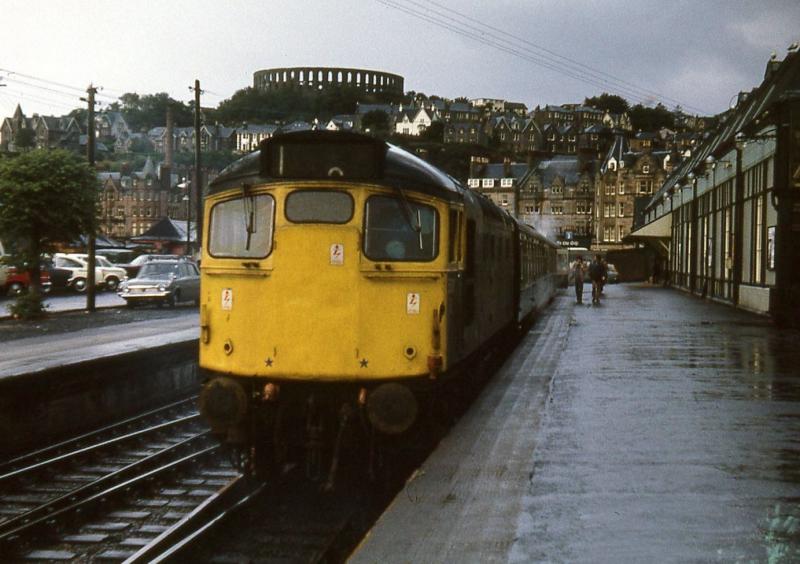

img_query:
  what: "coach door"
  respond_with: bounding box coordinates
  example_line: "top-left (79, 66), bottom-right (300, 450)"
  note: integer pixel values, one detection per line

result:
top-left (446, 208), bottom-right (467, 360)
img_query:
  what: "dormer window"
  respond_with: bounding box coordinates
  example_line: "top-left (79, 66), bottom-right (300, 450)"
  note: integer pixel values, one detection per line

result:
top-left (482, 179), bottom-right (495, 188)
top-left (468, 179), bottom-right (479, 188)
top-left (501, 178), bottom-right (513, 188)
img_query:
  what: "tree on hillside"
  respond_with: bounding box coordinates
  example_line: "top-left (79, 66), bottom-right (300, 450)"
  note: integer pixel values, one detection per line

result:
top-left (629, 102), bottom-right (674, 131)
top-left (119, 92), bottom-right (192, 132)
top-left (361, 110), bottom-right (390, 136)
top-left (0, 150), bottom-right (98, 317)
top-left (420, 121), bottom-right (444, 143)
top-left (584, 93), bottom-right (630, 115)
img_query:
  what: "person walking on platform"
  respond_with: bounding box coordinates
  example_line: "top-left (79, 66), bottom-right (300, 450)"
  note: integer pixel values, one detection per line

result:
top-left (588, 254), bottom-right (607, 305)
top-left (599, 256), bottom-right (608, 295)
top-left (573, 256), bottom-right (586, 304)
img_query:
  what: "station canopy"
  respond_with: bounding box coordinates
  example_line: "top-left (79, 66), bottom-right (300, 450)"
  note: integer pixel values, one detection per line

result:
top-left (624, 213), bottom-right (672, 254)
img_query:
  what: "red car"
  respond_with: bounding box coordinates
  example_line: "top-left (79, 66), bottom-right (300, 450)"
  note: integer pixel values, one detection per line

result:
top-left (1, 266), bottom-right (52, 296)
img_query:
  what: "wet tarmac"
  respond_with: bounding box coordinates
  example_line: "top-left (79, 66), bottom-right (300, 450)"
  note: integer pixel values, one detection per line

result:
top-left (518, 284), bottom-right (800, 563)
top-left (352, 283), bottom-right (800, 563)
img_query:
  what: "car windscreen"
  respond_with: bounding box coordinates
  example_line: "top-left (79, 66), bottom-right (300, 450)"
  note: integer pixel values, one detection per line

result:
top-left (209, 194), bottom-right (275, 258)
top-left (363, 195), bottom-right (438, 261)
top-left (138, 263), bottom-right (179, 279)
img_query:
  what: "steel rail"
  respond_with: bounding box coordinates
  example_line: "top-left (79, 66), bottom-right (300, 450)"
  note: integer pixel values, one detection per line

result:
top-left (124, 475), bottom-right (263, 563)
top-left (0, 395), bottom-right (199, 474)
top-left (0, 443), bottom-right (219, 545)
top-left (0, 412), bottom-right (201, 483)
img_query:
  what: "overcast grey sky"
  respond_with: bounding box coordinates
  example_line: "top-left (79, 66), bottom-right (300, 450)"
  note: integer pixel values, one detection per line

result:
top-left (1, 0), bottom-right (798, 120)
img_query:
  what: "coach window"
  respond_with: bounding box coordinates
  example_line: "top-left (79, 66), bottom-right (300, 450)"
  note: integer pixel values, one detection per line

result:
top-left (285, 190), bottom-right (353, 223)
top-left (209, 194), bottom-right (275, 258)
top-left (364, 195), bottom-right (438, 261)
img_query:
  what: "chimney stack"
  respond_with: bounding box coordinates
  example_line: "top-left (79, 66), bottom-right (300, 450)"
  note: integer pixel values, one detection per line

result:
top-left (503, 157), bottom-right (511, 177)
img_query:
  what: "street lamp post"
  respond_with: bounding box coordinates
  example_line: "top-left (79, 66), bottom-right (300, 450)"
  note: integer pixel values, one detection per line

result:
top-left (183, 194), bottom-right (190, 256)
top-left (177, 176), bottom-right (191, 257)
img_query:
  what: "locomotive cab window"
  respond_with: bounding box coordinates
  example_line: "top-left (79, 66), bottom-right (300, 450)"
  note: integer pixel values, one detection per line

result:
top-left (209, 194), bottom-right (275, 258)
top-left (364, 195), bottom-right (438, 261)
top-left (285, 190), bottom-right (354, 223)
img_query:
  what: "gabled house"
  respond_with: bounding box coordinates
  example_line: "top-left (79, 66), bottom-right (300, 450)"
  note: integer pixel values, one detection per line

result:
top-left (467, 157), bottom-right (530, 215)
top-left (201, 124), bottom-right (237, 151)
top-left (444, 121), bottom-right (486, 146)
top-left (326, 114), bottom-right (358, 132)
top-left (235, 123), bottom-right (279, 153)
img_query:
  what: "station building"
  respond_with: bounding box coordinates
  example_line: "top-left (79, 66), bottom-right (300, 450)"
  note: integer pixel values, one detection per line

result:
top-left (630, 48), bottom-right (800, 326)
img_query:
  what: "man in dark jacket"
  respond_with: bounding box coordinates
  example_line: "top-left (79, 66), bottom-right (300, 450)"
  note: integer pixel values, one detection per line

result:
top-left (588, 254), bottom-right (607, 304)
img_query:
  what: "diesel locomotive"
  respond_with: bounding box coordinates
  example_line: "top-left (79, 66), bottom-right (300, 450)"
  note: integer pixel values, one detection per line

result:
top-left (198, 131), bottom-right (558, 480)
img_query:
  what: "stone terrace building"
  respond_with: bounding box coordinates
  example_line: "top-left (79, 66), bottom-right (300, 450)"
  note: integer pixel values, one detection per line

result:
top-left (519, 155), bottom-right (596, 246)
top-left (98, 157), bottom-right (183, 239)
top-left (467, 157), bottom-right (529, 215)
top-left (468, 155), bottom-right (596, 247)
top-left (594, 136), bottom-right (671, 250)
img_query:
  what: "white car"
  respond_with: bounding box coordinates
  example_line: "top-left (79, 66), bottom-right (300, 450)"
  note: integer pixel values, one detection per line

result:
top-left (53, 253), bottom-right (128, 292)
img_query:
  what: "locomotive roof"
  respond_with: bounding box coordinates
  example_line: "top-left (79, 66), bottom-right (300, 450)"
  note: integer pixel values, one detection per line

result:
top-left (208, 131), bottom-right (466, 202)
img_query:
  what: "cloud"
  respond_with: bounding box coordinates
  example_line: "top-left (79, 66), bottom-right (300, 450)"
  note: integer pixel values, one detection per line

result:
top-left (728, 8), bottom-right (800, 53)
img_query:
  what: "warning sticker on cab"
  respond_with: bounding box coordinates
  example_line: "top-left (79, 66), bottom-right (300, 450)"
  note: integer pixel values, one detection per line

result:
top-left (221, 288), bottom-right (233, 310)
top-left (407, 293), bottom-right (420, 315)
top-left (330, 243), bottom-right (344, 265)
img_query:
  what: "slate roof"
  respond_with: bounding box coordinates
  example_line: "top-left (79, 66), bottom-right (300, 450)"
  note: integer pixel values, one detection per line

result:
top-left (479, 162), bottom-right (530, 180)
top-left (531, 155), bottom-right (582, 185)
top-left (239, 124), bottom-right (279, 134)
top-left (356, 103), bottom-right (394, 115)
top-left (132, 218), bottom-right (196, 243)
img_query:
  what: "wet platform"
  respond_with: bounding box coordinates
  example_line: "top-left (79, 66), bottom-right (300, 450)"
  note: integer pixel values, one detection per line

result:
top-left (350, 284), bottom-right (800, 563)
top-left (0, 315), bottom-right (197, 379)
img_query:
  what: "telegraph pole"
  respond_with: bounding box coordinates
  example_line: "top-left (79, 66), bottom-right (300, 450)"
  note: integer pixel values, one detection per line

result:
top-left (84, 84), bottom-right (98, 312)
top-left (193, 79), bottom-right (203, 254)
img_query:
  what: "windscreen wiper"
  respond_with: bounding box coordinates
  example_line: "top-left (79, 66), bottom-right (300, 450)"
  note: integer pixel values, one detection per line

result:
top-left (392, 185), bottom-right (423, 250)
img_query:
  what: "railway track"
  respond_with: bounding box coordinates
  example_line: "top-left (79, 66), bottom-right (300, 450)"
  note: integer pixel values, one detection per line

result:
top-left (0, 397), bottom-right (251, 561)
top-left (0, 338), bottom-right (515, 562)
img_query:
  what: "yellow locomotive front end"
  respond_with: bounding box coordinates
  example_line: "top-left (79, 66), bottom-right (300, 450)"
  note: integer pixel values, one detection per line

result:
top-left (200, 183), bottom-right (447, 383)
top-left (198, 133), bottom-right (465, 474)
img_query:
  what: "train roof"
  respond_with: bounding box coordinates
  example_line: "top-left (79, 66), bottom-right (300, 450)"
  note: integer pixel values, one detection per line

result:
top-left (516, 219), bottom-right (559, 248)
top-left (208, 131), bottom-right (466, 202)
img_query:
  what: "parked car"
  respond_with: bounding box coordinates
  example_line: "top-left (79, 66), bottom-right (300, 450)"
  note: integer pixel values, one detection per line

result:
top-left (1, 264), bottom-right (52, 295)
top-left (118, 259), bottom-right (200, 307)
top-left (119, 254), bottom-right (184, 279)
top-left (606, 263), bottom-right (619, 284)
top-left (52, 253), bottom-right (128, 292)
top-left (96, 248), bottom-right (141, 266)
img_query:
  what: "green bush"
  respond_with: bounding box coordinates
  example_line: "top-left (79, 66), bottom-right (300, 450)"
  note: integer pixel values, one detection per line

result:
top-left (6, 291), bottom-right (47, 319)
